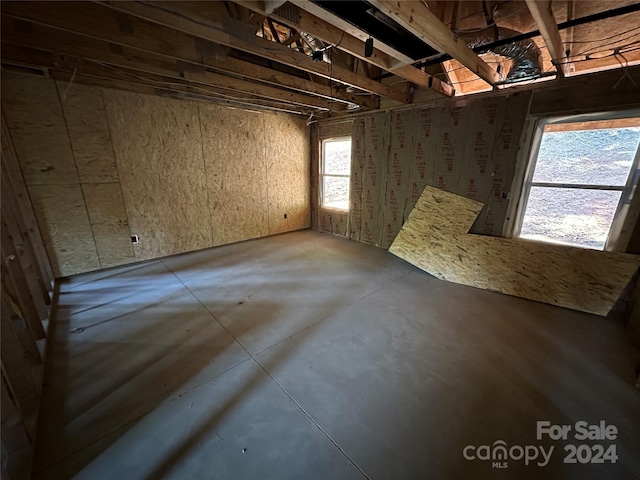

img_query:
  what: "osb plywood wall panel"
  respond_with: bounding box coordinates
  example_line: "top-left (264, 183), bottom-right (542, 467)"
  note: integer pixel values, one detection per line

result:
top-left (82, 183), bottom-right (135, 268)
top-left (390, 186), bottom-right (640, 316)
top-left (199, 104), bottom-right (269, 246)
top-left (29, 185), bottom-right (100, 276)
top-left (265, 113), bottom-right (310, 235)
top-left (2, 74), bottom-right (78, 185)
top-left (4, 73), bottom-right (310, 276)
top-left (57, 82), bottom-right (119, 183)
top-left (58, 81), bottom-right (135, 271)
top-left (103, 89), bottom-right (212, 261)
top-left (320, 92), bottom-right (531, 248)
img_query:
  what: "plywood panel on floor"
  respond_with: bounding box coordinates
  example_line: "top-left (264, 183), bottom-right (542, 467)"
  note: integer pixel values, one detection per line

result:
top-left (390, 186), bottom-right (640, 316)
top-left (103, 89), bottom-right (212, 261)
top-left (83, 183), bottom-right (135, 268)
top-left (28, 184), bottom-right (100, 277)
top-left (2, 73), bottom-right (78, 185)
top-left (57, 82), bottom-right (119, 183)
top-left (265, 113), bottom-right (310, 235)
top-left (199, 104), bottom-right (269, 246)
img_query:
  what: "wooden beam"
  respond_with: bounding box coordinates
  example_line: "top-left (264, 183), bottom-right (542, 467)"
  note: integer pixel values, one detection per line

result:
top-left (570, 49), bottom-right (640, 74)
top-left (525, 0), bottom-right (569, 76)
top-left (367, 0), bottom-right (500, 85)
top-left (1, 231), bottom-right (46, 340)
top-left (0, 114), bottom-right (54, 288)
top-left (2, 62), bottom-right (311, 116)
top-left (1, 2), bottom-right (377, 109)
top-left (289, 0), bottom-right (415, 65)
top-left (1, 22), bottom-right (333, 111)
top-left (99, 1), bottom-right (411, 103)
top-left (236, 0), bottom-right (453, 96)
top-left (0, 171), bottom-right (51, 312)
top-left (1, 44), bottom-right (318, 114)
top-left (239, 0), bottom-right (394, 68)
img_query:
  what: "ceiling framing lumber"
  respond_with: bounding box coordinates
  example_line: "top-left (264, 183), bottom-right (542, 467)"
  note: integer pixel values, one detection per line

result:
top-left (98, 1), bottom-right (412, 103)
top-left (1, 1), bottom-right (377, 110)
top-left (2, 45), bottom-right (309, 115)
top-left (239, 0), bottom-right (394, 69)
top-left (288, 0), bottom-right (415, 65)
top-left (525, 0), bottom-right (569, 77)
top-left (367, 0), bottom-right (500, 85)
top-left (235, 0), bottom-right (454, 97)
top-left (1, 18), bottom-right (332, 112)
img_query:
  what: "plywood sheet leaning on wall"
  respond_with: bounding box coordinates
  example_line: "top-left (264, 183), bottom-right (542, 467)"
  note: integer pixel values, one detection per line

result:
top-left (199, 104), bottom-right (269, 246)
top-left (264, 113), bottom-right (310, 235)
top-left (390, 186), bottom-right (640, 316)
top-left (103, 89), bottom-right (212, 261)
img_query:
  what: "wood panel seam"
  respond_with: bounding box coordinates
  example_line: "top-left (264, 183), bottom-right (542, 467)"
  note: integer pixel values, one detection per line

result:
top-left (54, 81), bottom-right (102, 269)
top-left (197, 102), bottom-right (216, 246)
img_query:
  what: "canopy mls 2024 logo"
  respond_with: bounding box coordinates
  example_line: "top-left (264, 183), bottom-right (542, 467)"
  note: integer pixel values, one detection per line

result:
top-left (463, 421), bottom-right (618, 469)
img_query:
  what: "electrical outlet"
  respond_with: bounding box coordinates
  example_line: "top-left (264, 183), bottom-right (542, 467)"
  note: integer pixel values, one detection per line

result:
top-left (131, 235), bottom-right (139, 244)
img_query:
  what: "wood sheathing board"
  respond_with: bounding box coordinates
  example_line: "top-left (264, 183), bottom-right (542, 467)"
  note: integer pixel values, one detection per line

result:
top-left (3, 73), bottom-right (310, 276)
top-left (390, 186), bottom-right (640, 316)
top-left (199, 103), bottom-right (269, 246)
top-left (57, 81), bottom-right (135, 269)
top-left (2, 74), bottom-right (78, 185)
top-left (28, 185), bottom-right (100, 276)
top-left (265, 113), bottom-right (310, 235)
top-left (328, 92), bottom-right (531, 248)
top-left (57, 82), bottom-right (119, 183)
top-left (82, 183), bottom-right (135, 268)
top-left (103, 89), bottom-right (212, 261)
top-left (2, 74), bottom-right (100, 276)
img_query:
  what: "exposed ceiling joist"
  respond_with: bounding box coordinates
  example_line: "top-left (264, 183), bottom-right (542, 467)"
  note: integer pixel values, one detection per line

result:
top-left (2, 46), bottom-right (309, 115)
top-left (1, 18), bottom-right (332, 112)
top-left (367, 0), bottom-right (500, 85)
top-left (99, 1), bottom-right (411, 103)
top-left (236, 0), bottom-right (454, 97)
top-left (241, 0), bottom-right (394, 69)
top-left (289, 0), bottom-right (415, 65)
top-left (525, 0), bottom-right (569, 77)
top-left (4, 40), bottom-right (332, 112)
top-left (1, 1), bottom-right (376, 109)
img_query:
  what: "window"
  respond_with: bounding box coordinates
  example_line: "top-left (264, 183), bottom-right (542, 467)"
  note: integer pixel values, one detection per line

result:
top-left (321, 136), bottom-right (352, 211)
top-left (514, 115), bottom-right (640, 251)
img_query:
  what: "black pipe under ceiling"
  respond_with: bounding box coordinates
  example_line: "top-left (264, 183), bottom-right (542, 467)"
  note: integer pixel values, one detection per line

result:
top-left (310, 0), bottom-right (440, 60)
top-left (415, 2), bottom-right (640, 69)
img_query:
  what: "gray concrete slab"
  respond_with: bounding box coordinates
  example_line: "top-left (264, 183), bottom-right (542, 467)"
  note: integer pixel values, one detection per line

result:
top-left (34, 261), bottom-right (250, 472)
top-left (34, 359), bottom-right (365, 480)
top-left (163, 232), bottom-right (409, 354)
top-left (34, 230), bottom-right (640, 479)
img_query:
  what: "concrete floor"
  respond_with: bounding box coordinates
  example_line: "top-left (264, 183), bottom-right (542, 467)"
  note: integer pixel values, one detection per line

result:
top-left (33, 230), bottom-right (640, 480)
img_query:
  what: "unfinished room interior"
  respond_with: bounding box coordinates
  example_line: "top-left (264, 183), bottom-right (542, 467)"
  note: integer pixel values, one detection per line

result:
top-left (2, 0), bottom-right (640, 478)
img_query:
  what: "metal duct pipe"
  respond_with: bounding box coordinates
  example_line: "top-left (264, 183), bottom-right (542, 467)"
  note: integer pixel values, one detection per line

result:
top-left (460, 27), bottom-right (543, 82)
top-left (300, 31), bottom-right (331, 63)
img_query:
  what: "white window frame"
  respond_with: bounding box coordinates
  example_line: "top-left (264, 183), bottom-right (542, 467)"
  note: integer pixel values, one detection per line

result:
top-left (320, 136), bottom-right (352, 212)
top-left (511, 110), bottom-right (640, 251)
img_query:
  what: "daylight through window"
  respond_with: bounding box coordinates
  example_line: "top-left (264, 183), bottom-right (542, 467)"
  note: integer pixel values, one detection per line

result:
top-left (515, 117), bottom-right (640, 250)
top-left (321, 137), bottom-right (352, 211)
